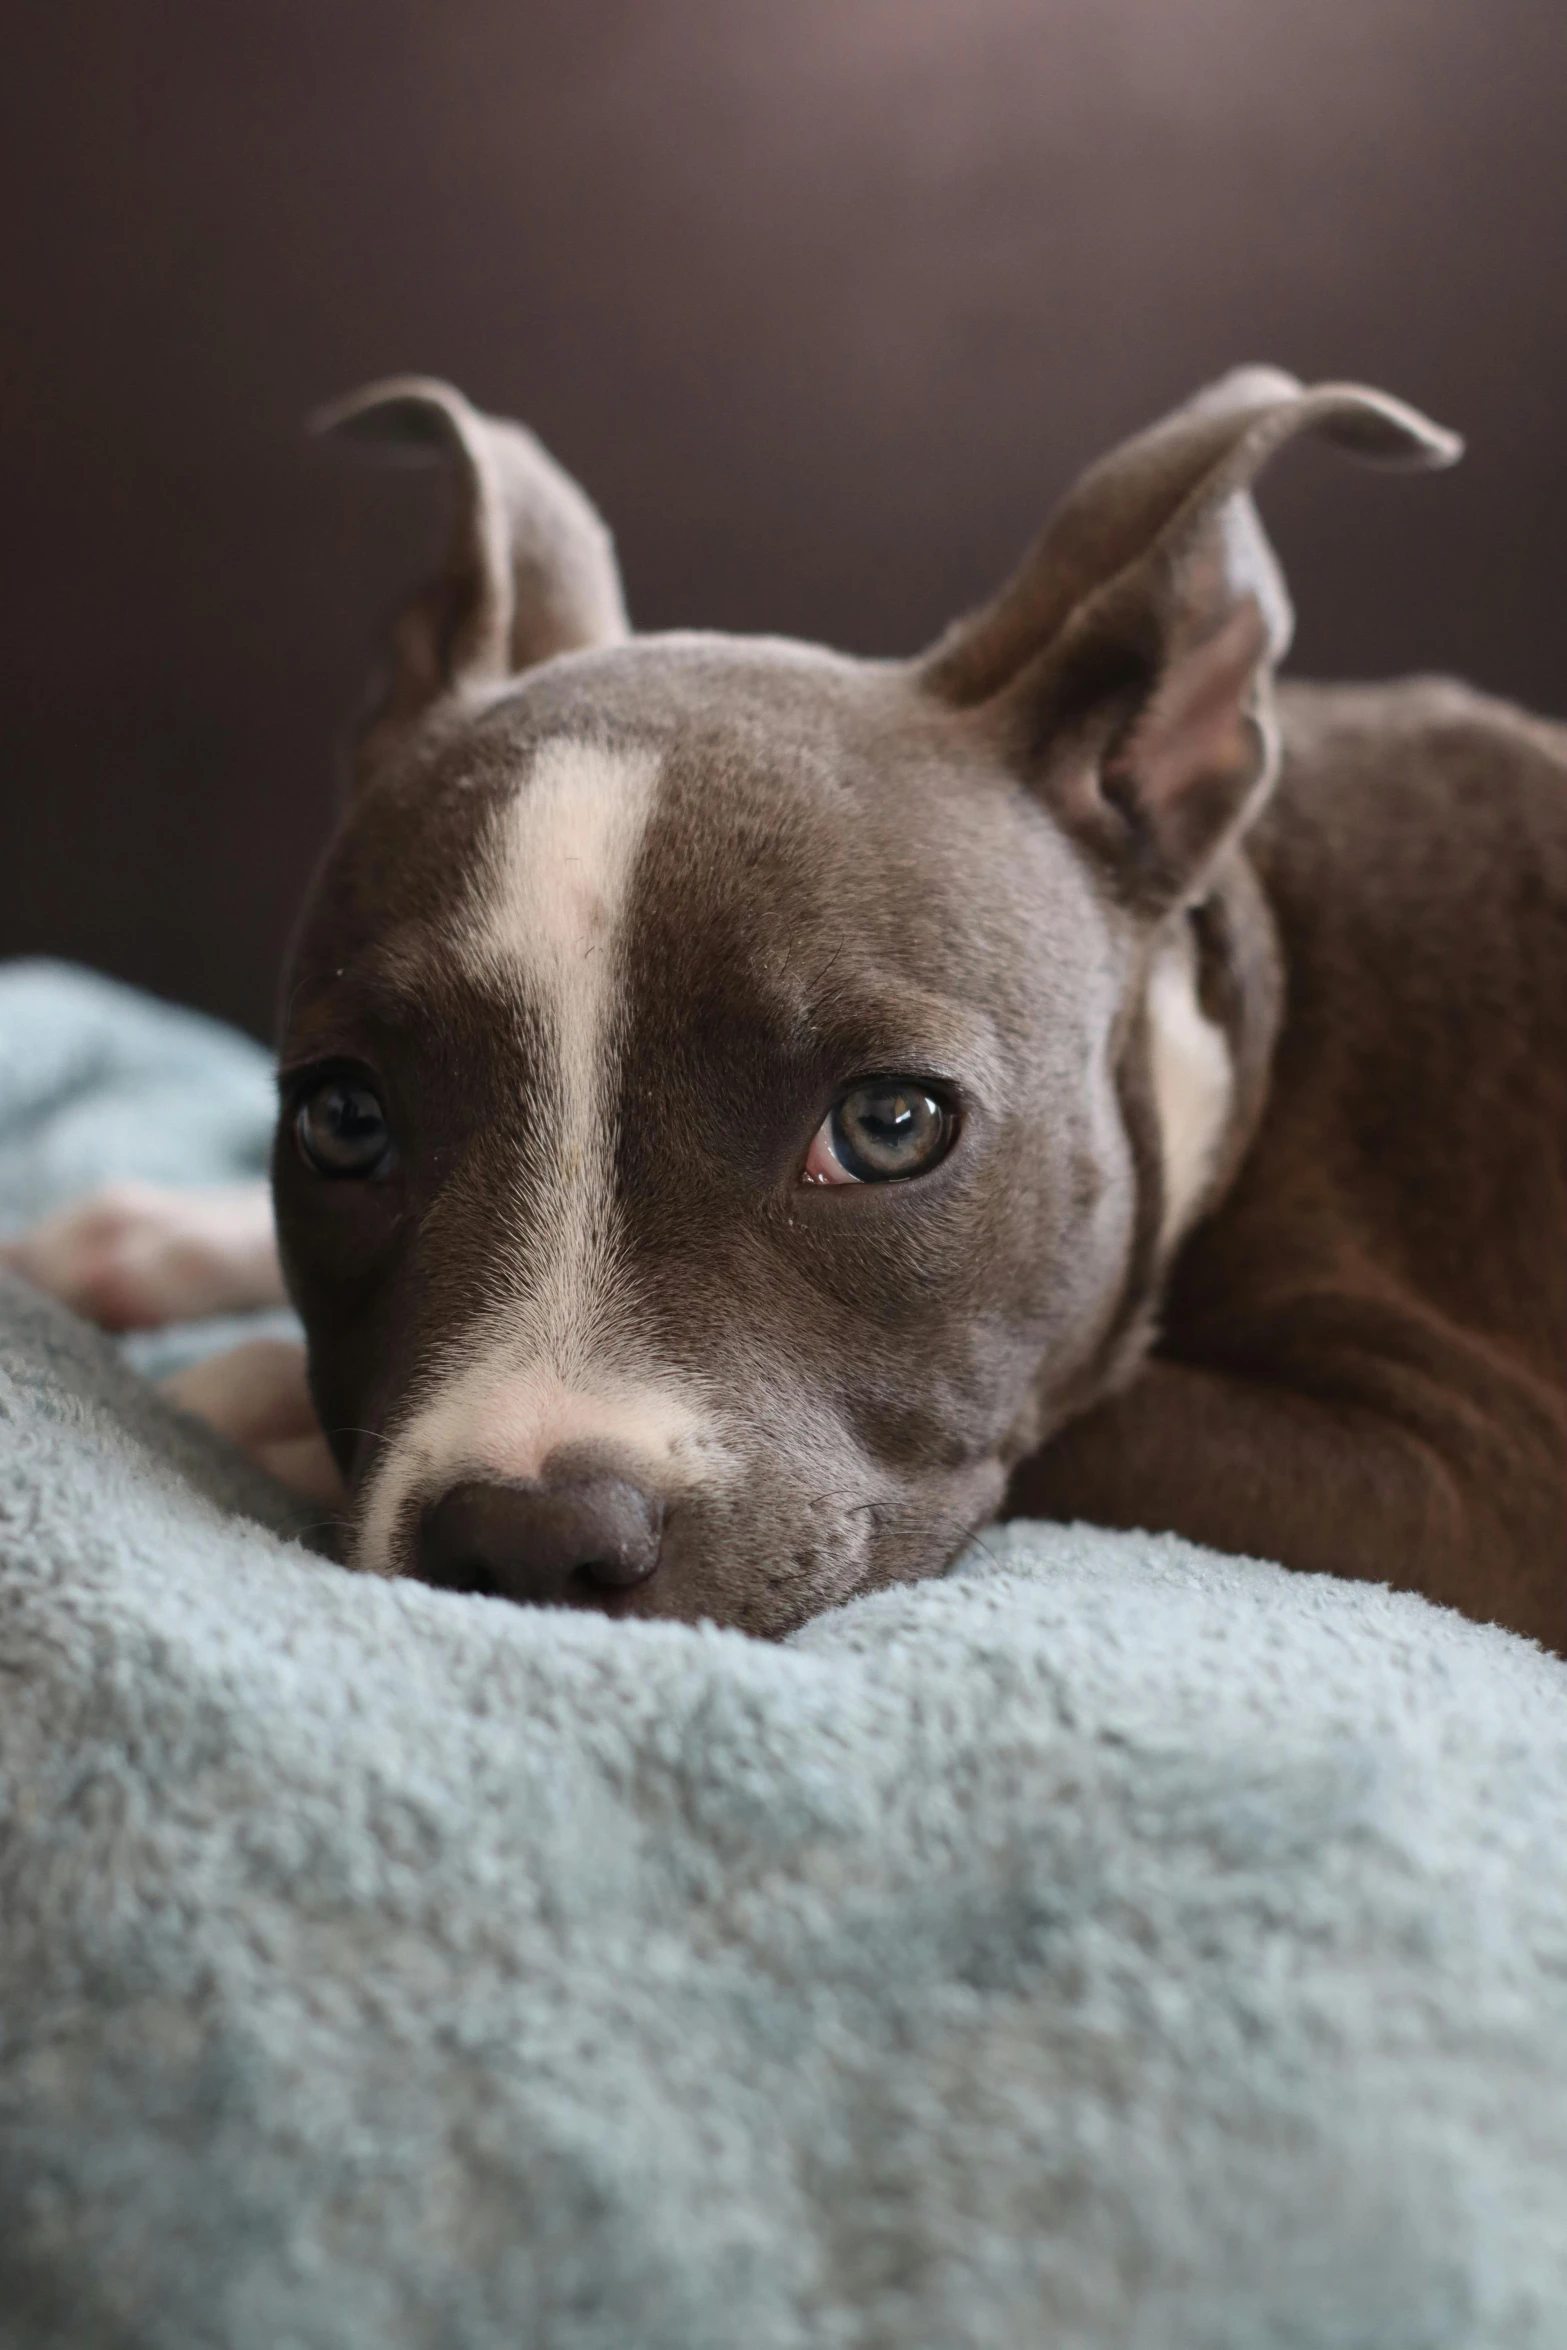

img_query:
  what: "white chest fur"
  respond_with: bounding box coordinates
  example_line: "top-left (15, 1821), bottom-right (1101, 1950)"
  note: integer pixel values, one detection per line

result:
top-left (1145, 920), bottom-right (1235, 1256)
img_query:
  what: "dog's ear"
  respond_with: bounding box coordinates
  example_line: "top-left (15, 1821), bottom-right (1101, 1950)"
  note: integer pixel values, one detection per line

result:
top-left (314, 376), bottom-right (629, 762)
top-left (922, 366), bottom-right (1460, 903)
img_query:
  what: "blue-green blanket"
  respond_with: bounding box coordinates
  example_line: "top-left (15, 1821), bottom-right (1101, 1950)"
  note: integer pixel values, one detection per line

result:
top-left (3, 961), bottom-right (1565, 2349)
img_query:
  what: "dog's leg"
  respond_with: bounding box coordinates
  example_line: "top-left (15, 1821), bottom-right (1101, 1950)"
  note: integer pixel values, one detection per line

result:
top-left (1008, 1356), bottom-right (1567, 1650)
top-left (2, 1185), bottom-right (338, 1503)
top-left (162, 1337), bottom-right (344, 1508)
top-left (0, 1180), bottom-right (284, 1331)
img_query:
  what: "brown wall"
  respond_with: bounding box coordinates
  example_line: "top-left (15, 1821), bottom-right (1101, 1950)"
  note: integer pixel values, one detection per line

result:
top-left (5, 0), bottom-right (1566, 1037)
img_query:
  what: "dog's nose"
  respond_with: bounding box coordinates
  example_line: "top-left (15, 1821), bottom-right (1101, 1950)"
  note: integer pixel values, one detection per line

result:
top-left (413, 1472), bottom-right (664, 1610)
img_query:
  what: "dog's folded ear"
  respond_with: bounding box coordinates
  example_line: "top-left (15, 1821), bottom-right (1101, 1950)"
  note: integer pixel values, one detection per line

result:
top-left (922, 367), bottom-right (1460, 904)
top-left (314, 377), bottom-right (629, 768)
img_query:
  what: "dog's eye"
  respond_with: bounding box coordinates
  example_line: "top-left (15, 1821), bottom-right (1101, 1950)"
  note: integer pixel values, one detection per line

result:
top-left (802, 1081), bottom-right (955, 1187)
top-left (294, 1077), bottom-right (394, 1180)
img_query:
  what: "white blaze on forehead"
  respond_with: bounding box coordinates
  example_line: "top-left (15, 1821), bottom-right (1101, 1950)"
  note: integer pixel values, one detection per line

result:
top-left (458, 732), bottom-right (662, 1369)
top-left (468, 730), bottom-right (662, 1101)
top-left (354, 734), bottom-right (686, 1571)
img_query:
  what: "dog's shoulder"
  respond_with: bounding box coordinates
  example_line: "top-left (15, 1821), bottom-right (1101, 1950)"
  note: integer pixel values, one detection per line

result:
top-left (1261, 675), bottom-right (1567, 974)
top-left (1190, 674), bottom-right (1567, 1383)
top-left (1271, 673), bottom-right (1567, 868)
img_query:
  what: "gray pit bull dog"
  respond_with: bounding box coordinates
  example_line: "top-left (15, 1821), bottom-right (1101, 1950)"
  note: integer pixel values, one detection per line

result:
top-left (8, 366), bottom-right (1565, 1643)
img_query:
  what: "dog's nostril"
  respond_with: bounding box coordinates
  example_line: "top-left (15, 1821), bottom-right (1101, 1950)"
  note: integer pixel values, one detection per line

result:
top-left (413, 1474), bottom-right (663, 1611)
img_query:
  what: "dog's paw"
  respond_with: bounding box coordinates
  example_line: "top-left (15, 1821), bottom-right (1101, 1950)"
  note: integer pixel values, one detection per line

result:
top-left (162, 1337), bottom-right (346, 1508)
top-left (0, 1180), bottom-right (284, 1331)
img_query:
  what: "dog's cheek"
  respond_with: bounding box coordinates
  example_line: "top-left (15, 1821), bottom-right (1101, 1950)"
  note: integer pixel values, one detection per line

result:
top-left (650, 1226), bottom-right (1055, 1627)
top-left (271, 1147), bottom-right (410, 1463)
top-left (271, 1169), bottom-right (403, 1304)
top-left (274, 1243), bottom-right (404, 1485)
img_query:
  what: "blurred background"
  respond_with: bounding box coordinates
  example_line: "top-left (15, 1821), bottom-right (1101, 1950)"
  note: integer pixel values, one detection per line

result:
top-left (4, 0), bottom-right (1566, 1039)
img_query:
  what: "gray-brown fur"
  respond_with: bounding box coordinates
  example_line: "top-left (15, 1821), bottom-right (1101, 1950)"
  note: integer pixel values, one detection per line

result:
top-left (274, 368), bottom-right (1566, 1644)
top-left (1012, 676), bottom-right (1567, 1646)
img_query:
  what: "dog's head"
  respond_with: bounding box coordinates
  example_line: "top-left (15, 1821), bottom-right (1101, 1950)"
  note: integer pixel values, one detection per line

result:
top-left (274, 366), bottom-right (1456, 1632)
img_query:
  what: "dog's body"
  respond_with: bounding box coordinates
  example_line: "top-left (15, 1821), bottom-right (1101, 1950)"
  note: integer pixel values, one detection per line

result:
top-left (1015, 673), bottom-right (1567, 1645)
top-left (9, 368), bottom-right (1564, 1641)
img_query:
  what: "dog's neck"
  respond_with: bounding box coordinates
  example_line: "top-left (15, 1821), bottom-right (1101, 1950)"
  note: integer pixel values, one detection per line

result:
top-left (1016, 845), bottom-right (1285, 1461)
top-left (1174, 845), bottom-right (1286, 1232)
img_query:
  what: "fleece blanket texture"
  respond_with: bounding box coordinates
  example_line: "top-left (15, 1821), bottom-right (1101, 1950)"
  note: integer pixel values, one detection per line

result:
top-left (1, 959), bottom-right (1566, 2349)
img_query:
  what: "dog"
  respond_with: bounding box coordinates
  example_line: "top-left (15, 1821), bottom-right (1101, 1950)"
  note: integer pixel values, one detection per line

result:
top-left (7, 366), bottom-right (1564, 1644)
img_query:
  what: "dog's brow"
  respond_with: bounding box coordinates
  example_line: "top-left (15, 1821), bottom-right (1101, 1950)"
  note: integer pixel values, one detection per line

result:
top-left (281, 939), bottom-right (458, 1053)
top-left (806, 990), bottom-right (1002, 1092)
